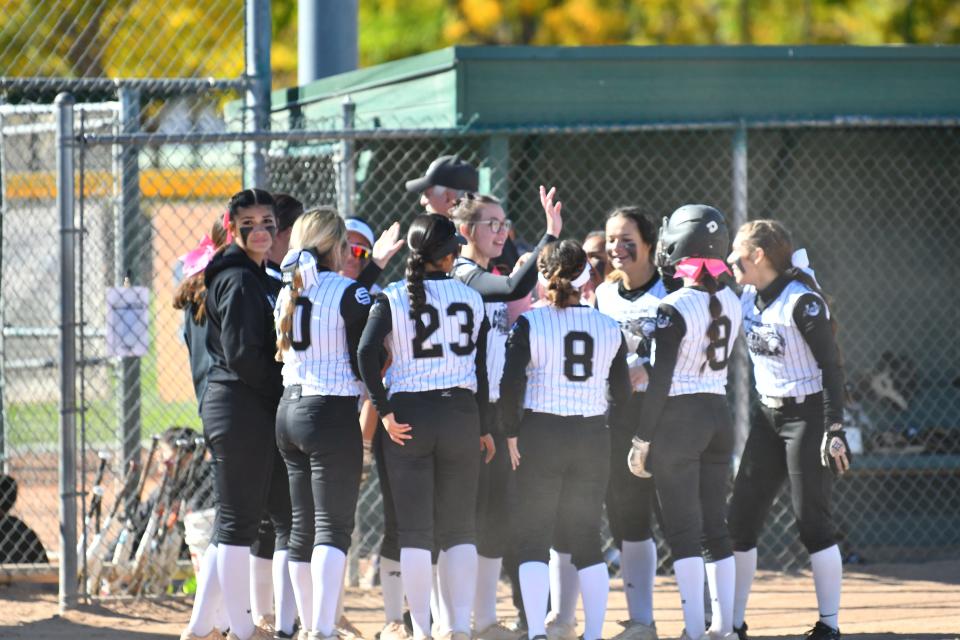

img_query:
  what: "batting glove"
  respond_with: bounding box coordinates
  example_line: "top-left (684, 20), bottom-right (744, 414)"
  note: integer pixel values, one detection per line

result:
top-left (820, 424), bottom-right (852, 476)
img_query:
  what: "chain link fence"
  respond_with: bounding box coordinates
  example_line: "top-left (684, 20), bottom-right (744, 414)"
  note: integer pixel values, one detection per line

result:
top-left (2, 100), bottom-right (959, 598)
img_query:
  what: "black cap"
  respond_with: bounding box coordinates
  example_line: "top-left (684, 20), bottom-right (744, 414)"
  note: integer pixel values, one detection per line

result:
top-left (409, 213), bottom-right (468, 261)
top-left (405, 155), bottom-right (479, 194)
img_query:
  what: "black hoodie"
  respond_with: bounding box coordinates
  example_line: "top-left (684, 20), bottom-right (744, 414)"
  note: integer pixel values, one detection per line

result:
top-left (204, 244), bottom-right (283, 404)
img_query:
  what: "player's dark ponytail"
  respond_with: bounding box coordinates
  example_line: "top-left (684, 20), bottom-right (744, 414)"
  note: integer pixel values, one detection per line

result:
top-left (406, 253), bottom-right (428, 313)
top-left (173, 216), bottom-right (229, 324)
top-left (538, 239), bottom-right (587, 309)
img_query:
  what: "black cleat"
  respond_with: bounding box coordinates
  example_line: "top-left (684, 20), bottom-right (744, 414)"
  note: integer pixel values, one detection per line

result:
top-left (733, 622), bottom-right (748, 640)
top-left (804, 621), bottom-right (841, 640)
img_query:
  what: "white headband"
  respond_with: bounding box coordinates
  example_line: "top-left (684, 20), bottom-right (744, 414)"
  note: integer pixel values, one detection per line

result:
top-left (345, 218), bottom-right (375, 247)
top-left (538, 262), bottom-right (592, 290)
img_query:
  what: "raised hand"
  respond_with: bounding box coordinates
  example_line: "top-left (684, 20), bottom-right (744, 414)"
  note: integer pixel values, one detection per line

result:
top-left (372, 221), bottom-right (406, 269)
top-left (539, 185), bottom-right (563, 237)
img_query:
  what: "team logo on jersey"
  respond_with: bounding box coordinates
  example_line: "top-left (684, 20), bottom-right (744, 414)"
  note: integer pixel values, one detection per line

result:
top-left (490, 304), bottom-right (510, 335)
top-left (803, 300), bottom-right (822, 317)
top-left (656, 312), bottom-right (672, 329)
top-left (621, 316), bottom-right (656, 357)
top-left (706, 220), bottom-right (719, 233)
top-left (355, 287), bottom-right (371, 305)
top-left (745, 322), bottom-right (784, 356)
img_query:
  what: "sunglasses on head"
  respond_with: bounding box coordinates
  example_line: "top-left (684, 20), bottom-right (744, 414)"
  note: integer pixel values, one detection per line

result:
top-left (349, 244), bottom-right (372, 260)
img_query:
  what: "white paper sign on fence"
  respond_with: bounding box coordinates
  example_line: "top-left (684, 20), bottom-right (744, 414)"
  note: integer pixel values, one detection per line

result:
top-left (106, 286), bottom-right (150, 357)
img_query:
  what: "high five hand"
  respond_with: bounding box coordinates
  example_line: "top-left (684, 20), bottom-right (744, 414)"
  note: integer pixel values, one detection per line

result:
top-left (539, 185), bottom-right (563, 237)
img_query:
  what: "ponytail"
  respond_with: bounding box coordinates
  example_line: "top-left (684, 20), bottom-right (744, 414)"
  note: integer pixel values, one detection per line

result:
top-left (406, 253), bottom-right (428, 312)
top-left (275, 270), bottom-right (304, 360)
top-left (537, 239), bottom-right (588, 309)
top-left (172, 274), bottom-right (209, 325)
top-left (546, 275), bottom-right (578, 309)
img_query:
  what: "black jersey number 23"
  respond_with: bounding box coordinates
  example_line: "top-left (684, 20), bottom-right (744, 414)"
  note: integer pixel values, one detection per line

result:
top-left (411, 303), bottom-right (475, 359)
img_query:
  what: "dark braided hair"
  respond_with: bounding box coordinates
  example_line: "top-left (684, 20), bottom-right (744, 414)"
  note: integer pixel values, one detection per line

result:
top-left (537, 239), bottom-right (587, 309)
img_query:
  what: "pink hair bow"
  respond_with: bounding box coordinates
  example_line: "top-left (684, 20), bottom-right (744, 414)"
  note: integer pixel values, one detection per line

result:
top-left (180, 234), bottom-right (217, 278)
top-left (673, 257), bottom-right (731, 280)
top-left (222, 210), bottom-right (235, 245)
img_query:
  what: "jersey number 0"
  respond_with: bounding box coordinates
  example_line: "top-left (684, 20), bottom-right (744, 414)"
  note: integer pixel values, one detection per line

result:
top-left (411, 303), bottom-right (475, 359)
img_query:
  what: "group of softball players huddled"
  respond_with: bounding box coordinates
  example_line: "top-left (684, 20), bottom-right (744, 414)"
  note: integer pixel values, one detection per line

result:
top-left (176, 154), bottom-right (851, 640)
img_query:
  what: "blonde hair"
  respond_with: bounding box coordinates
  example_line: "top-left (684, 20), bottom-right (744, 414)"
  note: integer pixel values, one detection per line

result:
top-left (275, 207), bottom-right (347, 358)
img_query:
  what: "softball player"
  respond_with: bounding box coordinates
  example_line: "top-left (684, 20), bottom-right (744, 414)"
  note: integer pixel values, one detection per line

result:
top-left (627, 204), bottom-right (742, 640)
top-left (593, 207), bottom-right (667, 640)
top-left (501, 239), bottom-right (632, 640)
top-left (358, 213), bottom-right (489, 640)
top-left (450, 187), bottom-right (563, 640)
top-left (273, 208), bottom-right (373, 640)
top-left (201, 188), bottom-right (285, 640)
top-left (726, 220), bottom-right (849, 640)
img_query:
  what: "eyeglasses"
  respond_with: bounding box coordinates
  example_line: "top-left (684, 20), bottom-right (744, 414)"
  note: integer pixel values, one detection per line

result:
top-left (349, 244), bottom-right (372, 260)
top-left (474, 219), bottom-right (513, 234)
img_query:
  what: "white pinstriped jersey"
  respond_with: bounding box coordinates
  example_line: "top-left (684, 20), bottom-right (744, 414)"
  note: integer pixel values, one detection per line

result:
top-left (381, 278), bottom-right (486, 396)
top-left (594, 278), bottom-right (668, 392)
top-left (741, 280), bottom-right (828, 398)
top-left (274, 271), bottom-right (370, 396)
top-left (653, 286), bottom-right (742, 396)
top-left (452, 258), bottom-right (508, 402)
top-left (521, 305), bottom-right (623, 417)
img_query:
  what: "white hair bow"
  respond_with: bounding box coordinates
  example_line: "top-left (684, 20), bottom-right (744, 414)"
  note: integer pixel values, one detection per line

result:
top-left (791, 248), bottom-right (819, 286)
top-left (280, 248), bottom-right (319, 289)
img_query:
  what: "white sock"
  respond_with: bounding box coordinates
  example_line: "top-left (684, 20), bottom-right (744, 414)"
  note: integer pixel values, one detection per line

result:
top-left (439, 544), bottom-right (478, 634)
top-left (733, 549), bottom-right (757, 628)
top-left (336, 581), bottom-right (346, 626)
top-left (380, 556), bottom-right (405, 623)
top-left (218, 544), bottom-right (255, 639)
top-left (312, 545), bottom-right (347, 637)
top-left (577, 563), bottom-right (609, 640)
top-left (188, 544), bottom-right (221, 636)
top-left (430, 562), bottom-right (446, 634)
top-left (289, 560), bottom-right (313, 633)
top-left (214, 603), bottom-right (229, 634)
top-left (274, 549), bottom-right (297, 635)
top-left (705, 556), bottom-right (735, 635)
top-left (519, 562), bottom-right (550, 638)
top-left (474, 555), bottom-right (502, 631)
top-left (673, 556), bottom-right (705, 638)
top-left (810, 545), bottom-right (842, 630)
top-left (401, 548), bottom-right (434, 639)
top-left (548, 549), bottom-right (579, 626)
top-left (250, 554), bottom-right (273, 623)
top-left (621, 539), bottom-right (656, 626)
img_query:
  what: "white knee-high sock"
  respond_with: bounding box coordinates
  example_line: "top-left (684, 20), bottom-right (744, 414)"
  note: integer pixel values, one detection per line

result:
top-left (188, 544), bottom-right (221, 636)
top-left (673, 556), bottom-right (705, 638)
top-left (401, 548), bottom-right (434, 640)
top-left (621, 539), bottom-right (656, 625)
top-left (519, 562), bottom-right (550, 639)
top-left (549, 549), bottom-right (579, 625)
top-left (289, 560), bottom-right (313, 633)
top-left (312, 545), bottom-right (347, 637)
top-left (274, 549), bottom-right (297, 635)
top-left (733, 549), bottom-right (757, 628)
top-left (705, 556), bottom-right (735, 635)
top-left (439, 544), bottom-right (478, 634)
top-left (219, 544), bottom-right (255, 639)
top-left (475, 555), bottom-right (502, 631)
top-left (430, 563), bottom-right (446, 634)
top-left (810, 545), bottom-right (842, 631)
top-left (577, 563), bottom-right (609, 640)
top-left (336, 581), bottom-right (346, 625)
top-left (250, 554), bottom-right (273, 623)
top-left (380, 557), bottom-right (405, 623)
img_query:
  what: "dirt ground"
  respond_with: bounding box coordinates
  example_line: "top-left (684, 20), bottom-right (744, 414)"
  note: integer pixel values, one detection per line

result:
top-left (1, 559), bottom-right (958, 639)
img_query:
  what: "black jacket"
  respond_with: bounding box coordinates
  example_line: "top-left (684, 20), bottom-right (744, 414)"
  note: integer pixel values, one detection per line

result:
top-left (203, 244), bottom-right (283, 404)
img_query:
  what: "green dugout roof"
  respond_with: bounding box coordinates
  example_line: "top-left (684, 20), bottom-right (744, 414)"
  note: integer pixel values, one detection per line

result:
top-left (269, 45), bottom-right (960, 129)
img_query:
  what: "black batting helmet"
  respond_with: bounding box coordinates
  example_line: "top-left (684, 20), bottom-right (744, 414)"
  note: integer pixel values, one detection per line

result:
top-left (655, 204), bottom-right (730, 268)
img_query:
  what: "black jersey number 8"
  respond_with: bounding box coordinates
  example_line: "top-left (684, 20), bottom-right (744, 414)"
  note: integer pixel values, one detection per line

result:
top-left (291, 298), bottom-right (313, 352)
top-left (563, 331), bottom-right (595, 381)
top-left (411, 303), bottom-right (475, 359)
top-left (706, 315), bottom-right (732, 371)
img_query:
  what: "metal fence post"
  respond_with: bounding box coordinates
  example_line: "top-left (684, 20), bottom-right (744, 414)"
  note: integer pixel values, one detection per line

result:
top-left (0, 99), bottom-right (6, 475)
top-left (56, 92), bottom-right (79, 612)
top-left (116, 87), bottom-right (142, 491)
top-left (339, 97), bottom-right (356, 218)
top-left (731, 122), bottom-right (751, 459)
top-left (245, 0), bottom-right (272, 188)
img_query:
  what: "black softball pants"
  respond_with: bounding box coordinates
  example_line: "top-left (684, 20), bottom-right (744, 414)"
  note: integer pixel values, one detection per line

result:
top-left (382, 388), bottom-right (481, 551)
top-left (728, 393), bottom-right (836, 554)
top-left (606, 392), bottom-right (657, 547)
top-left (476, 403), bottom-right (516, 559)
top-left (649, 394), bottom-right (733, 563)
top-left (202, 381), bottom-right (290, 547)
top-left (514, 412), bottom-right (610, 570)
top-left (250, 445), bottom-right (294, 559)
top-left (276, 388), bottom-right (363, 562)
top-left (373, 425), bottom-right (401, 562)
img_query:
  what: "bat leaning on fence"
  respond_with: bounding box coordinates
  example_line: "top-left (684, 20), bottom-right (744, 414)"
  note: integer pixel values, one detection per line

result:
top-left (76, 450), bottom-right (110, 589)
top-left (142, 436), bottom-right (208, 594)
top-left (127, 438), bottom-right (192, 595)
